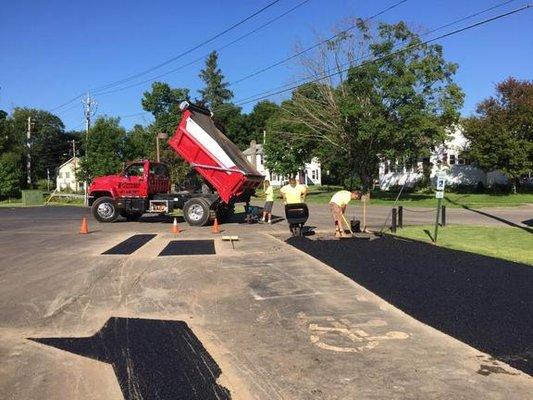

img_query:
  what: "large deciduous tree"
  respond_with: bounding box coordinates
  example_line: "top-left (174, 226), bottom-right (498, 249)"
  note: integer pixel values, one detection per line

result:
top-left (79, 117), bottom-right (126, 180)
top-left (199, 51), bottom-right (233, 109)
top-left (464, 77), bottom-right (532, 192)
top-left (141, 82), bottom-right (191, 182)
top-left (269, 20), bottom-right (464, 190)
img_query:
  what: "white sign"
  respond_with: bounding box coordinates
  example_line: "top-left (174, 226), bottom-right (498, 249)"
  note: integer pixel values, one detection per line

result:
top-left (436, 177), bottom-right (446, 191)
top-left (435, 190), bottom-right (444, 199)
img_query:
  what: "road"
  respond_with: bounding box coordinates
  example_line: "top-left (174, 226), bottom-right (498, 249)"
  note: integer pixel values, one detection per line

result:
top-left (0, 206), bottom-right (531, 399)
top-left (250, 201), bottom-right (533, 231)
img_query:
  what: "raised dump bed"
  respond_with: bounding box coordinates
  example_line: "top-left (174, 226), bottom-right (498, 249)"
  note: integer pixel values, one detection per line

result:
top-left (169, 102), bottom-right (263, 204)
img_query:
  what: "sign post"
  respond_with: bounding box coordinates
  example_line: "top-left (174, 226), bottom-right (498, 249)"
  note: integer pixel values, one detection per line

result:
top-left (434, 175), bottom-right (446, 243)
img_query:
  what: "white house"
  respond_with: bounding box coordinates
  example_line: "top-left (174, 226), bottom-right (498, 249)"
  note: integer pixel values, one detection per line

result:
top-left (243, 140), bottom-right (322, 186)
top-left (378, 127), bottom-right (508, 190)
top-left (56, 157), bottom-right (84, 192)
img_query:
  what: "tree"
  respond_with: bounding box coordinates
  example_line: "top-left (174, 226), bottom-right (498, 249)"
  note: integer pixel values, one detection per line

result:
top-left (198, 51), bottom-right (233, 109)
top-left (274, 20), bottom-right (464, 190)
top-left (0, 152), bottom-right (22, 199)
top-left (141, 82), bottom-right (190, 182)
top-left (124, 124), bottom-right (154, 161)
top-left (78, 117), bottom-right (126, 180)
top-left (264, 98), bottom-right (316, 177)
top-left (248, 100), bottom-right (280, 143)
top-left (213, 103), bottom-right (251, 149)
top-left (5, 108), bottom-right (71, 187)
top-left (464, 77), bottom-right (532, 192)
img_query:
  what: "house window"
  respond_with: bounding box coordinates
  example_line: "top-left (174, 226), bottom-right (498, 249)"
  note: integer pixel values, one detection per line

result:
top-left (311, 170), bottom-right (316, 180)
top-left (443, 153), bottom-right (448, 164)
top-left (65, 172), bottom-right (70, 179)
top-left (58, 172), bottom-right (63, 179)
top-left (458, 156), bottom-right (465, 165)
top-left (259, 154), bottom-right (264, 165)
top-left (449, 154), bottom-right (456, 165)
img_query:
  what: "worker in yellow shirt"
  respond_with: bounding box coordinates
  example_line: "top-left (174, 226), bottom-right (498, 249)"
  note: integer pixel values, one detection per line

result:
top-left (280, 177), bottom-right (307, 204)
top-left (261, 180), bottom-right (274, 224)
top-left (330, 190), bottom-right (362, 237)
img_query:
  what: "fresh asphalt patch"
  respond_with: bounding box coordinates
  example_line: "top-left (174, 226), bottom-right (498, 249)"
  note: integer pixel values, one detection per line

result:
top-left (158, 240), bottom-right (216, 256)
top-left (102, 234), bottom-right (157, 255)
top-left (29, 317), bottom-right (231, 400)
top-left (286, 235), bottom-right (533, 375)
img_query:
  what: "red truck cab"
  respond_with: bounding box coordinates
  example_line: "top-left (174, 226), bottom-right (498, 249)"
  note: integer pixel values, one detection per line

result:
top-left (88, 161), bottom-right (171, 222)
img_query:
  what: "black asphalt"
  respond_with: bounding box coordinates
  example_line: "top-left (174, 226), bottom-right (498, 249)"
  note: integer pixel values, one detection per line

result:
top-left (159, 240), bottom-right (216, 256)
top-left (102, 234), bottom-right (157, 255)
top-left (30, 317), bottom-right (231, 400)
top-left (287, 235), bottom-right (533, 375)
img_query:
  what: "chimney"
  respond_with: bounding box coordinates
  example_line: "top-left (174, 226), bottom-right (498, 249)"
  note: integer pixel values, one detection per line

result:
top-left (250, 140), bottom-right (257, 167)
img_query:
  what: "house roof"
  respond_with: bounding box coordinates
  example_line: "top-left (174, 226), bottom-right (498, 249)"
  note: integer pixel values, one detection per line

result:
top-left (57, 157), bottom-right (80, 170)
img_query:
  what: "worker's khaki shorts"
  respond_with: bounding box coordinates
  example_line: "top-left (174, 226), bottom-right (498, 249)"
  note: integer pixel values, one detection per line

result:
top-left (329, 202), bottom-right (343, 222)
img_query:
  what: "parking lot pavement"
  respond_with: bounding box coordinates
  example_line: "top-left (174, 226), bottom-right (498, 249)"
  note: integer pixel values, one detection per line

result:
top-left (0, 206), bottom-right (531, 399)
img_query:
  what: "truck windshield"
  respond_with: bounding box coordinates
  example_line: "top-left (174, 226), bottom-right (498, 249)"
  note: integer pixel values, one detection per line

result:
top-left (124, 164), bottom-right (144, 177)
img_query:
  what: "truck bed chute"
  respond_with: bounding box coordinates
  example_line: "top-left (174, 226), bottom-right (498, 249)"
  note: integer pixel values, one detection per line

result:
top-left (169, 102), bottom-right (264, 203)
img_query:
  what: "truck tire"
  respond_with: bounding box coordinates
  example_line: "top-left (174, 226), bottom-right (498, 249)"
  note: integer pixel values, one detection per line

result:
top-left (92, 196), bottom-right (119, 223)
top-left (183, 198), bottom-right (211, 226)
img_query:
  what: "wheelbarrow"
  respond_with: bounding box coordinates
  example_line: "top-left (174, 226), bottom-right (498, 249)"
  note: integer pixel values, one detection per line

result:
top-left (285, 203), bottom-right (309, 237)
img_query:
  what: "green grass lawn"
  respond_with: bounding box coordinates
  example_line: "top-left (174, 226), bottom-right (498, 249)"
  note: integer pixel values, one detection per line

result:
top-left (256, 185), bottom-right (533, 208)
top-left (393, 225), bottom-right (533, 265)
top-left (0, 197), bottom-right (85, 207)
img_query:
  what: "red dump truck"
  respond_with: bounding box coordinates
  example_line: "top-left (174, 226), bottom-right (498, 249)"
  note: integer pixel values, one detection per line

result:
top-left (88, 101), bottom-right (264, 226)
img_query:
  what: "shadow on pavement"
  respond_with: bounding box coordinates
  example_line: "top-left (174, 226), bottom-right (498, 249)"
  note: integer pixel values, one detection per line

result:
top-left (287, 235), bottom-right (533, 375)
top-left (446, 197), bottom-right (532, 234)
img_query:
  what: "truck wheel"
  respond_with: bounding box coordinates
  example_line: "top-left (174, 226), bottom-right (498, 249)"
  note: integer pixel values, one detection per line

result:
top-left (92, 196), bottom-right (119, 223)
top-left (183, 198), bottom-right (211, 226)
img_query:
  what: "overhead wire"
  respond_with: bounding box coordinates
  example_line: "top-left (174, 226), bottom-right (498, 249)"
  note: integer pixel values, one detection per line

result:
top-left (49, 0), bottom-right (283, 112)
top-left (229, 0), bottom-right (409, 86)
top-left (234, 0), bottom-right (522, 105)
top-left (232, 4), bottom-right (532, 107)
top-left (94, 0), bottom-right (313, 97)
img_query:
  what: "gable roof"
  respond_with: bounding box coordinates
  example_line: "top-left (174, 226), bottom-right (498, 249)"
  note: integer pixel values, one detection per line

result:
top-left (57, 157), bottom-right (80, 170)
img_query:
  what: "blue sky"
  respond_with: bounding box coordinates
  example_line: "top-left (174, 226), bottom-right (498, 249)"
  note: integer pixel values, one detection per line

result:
top-left (1, 0), bottom-right (532, 131)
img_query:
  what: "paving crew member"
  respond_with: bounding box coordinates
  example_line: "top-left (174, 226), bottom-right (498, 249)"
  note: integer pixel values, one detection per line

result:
top-left (329, 190), bottom-right (362, 237)
top-left (280, 177), bottom-right (307, 204)
top-left (261, 180), bottom-right (274, 224)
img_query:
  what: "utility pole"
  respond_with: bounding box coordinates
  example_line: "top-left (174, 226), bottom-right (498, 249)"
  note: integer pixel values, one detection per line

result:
top-left (72, 139), bottom-right (77, 191)
top-left (82, 93), bottom-right (97, 205)
top-left (26, 116), bottom-right (32, 187)
top-left (156, 132), bottom-right (168, 162)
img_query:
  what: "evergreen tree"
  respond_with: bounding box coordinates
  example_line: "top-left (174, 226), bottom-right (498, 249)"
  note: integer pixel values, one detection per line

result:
top-left (198, 51), bottom-right (233, 109)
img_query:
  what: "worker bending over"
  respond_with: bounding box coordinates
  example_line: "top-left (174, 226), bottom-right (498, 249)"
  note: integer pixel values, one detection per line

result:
top-left (280, 177), bottom-right (307, 204)
top-left (329, 190), bottom-right (362, 237)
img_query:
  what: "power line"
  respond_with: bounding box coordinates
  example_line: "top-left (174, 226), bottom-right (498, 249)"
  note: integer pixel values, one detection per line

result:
top-left (229, 0), bottom-right (409, 86)
top-left (234, 4), bottom-right (532, 106)
top-left (48, 0), bottom-right (282, 112)
top-left (90, 0), bottom-right (283, 94)
top-left (94, 0), bottom-right (312, 97)
top-left (235, 0), bottom-right (522, 104)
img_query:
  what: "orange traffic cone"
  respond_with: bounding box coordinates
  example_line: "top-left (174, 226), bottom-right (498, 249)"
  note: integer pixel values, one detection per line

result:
top-left (212, 217), bottom-right (220, 234)
top-left (79, 217), bottom-right (89, 234)
top-left (171, 217), bottom-right (180, 234)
